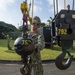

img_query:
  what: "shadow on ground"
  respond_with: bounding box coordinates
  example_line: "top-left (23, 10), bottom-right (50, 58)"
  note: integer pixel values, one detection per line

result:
top-left (5, 49), bottom-right (16, 53)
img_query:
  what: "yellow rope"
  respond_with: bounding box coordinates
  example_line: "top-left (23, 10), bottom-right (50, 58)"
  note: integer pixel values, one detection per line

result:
top-left (30, 0), bottom-right (34, 31)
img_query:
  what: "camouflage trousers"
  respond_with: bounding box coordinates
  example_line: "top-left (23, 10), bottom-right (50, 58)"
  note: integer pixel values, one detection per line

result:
top-left (29, 50), bottom-right (43, 75)
top-left (32, 62), bottom-right (43, 75)
top-left (20, 61), bottom-right (43, 75)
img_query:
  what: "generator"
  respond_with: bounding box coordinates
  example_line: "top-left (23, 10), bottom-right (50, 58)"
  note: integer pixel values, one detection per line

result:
top-left (43, 27), bottom-right (51, 47)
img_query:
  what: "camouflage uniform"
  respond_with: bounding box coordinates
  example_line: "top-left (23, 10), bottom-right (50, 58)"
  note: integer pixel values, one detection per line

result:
top-left (29, 27), bottom-right (45, 75)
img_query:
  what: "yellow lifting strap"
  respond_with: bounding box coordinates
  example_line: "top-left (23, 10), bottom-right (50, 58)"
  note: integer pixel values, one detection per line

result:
top-left (20, 1), bottom-right (28, 13)
top-left (20, 0), bottom-right (32, 25)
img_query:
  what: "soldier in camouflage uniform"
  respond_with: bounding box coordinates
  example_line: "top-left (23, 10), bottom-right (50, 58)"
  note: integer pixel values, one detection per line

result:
top-left (29, 16), bottom-right (45, 75)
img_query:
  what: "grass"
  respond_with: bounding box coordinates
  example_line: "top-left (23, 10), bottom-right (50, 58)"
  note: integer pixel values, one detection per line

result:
top-left (0, 47), bottom-right (21, 60)
top-left (0, 39), bottom-right (75, 60)
top-left (41, 46), bottom-right (75, 60)
top-left (0, 39), bottom-right (21, 60)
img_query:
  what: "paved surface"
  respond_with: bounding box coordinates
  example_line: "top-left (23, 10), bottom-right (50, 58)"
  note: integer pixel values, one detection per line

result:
top-left (0, 62), bottom-right (75, 75)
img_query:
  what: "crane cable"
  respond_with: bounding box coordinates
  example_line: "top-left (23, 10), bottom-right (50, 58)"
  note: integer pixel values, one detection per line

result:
top-left (56, 0), bottom-right (58, 14)
top-left (64, 0), bottom-right (66, 9)
top-left (72, 0), bottom-right (74, 10)
top-left (53, 0), bottom-right (56, 17)
top-left (32, 0), bottom-right (34, 23)
top-left (29, 0), bottom-right (31, 13)
top-left (53, 0), bottom-right (58, 16)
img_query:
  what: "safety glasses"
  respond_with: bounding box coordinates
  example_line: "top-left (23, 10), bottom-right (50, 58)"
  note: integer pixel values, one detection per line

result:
top-left (32, 22), bottom-right (39, 26)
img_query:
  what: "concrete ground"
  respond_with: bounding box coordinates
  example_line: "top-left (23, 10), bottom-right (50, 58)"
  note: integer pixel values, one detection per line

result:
top-left (0, 61), bottom-right (75, 75)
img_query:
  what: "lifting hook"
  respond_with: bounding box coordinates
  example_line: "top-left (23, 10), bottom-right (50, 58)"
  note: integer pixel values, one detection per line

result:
top-left (55, 51), bottom-right (73, 70)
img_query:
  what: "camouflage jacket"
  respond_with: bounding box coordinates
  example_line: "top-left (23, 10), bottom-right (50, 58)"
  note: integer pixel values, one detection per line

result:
top-left (26, 27), bottom-right (45, 75)
top-left (29, 27), bottom-right (45, 51)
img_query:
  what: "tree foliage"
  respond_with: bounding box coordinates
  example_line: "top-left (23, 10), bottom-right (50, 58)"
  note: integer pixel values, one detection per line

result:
top-left (0, 21), bottom-right (18, 39)
top-left (41, 22), bottom-right (45, 27)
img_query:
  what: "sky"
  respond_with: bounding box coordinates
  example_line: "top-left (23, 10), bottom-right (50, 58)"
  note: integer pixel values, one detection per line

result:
top-left (0, 0), bottom-right (75, 28)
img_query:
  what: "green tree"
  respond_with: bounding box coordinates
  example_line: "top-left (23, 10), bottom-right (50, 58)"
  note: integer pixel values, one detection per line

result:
top-left (0, 21), bottom-right (18, 39)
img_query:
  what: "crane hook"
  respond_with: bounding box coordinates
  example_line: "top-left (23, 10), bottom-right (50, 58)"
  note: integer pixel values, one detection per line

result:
top-left (55, 51), bottom-right (73, 70)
